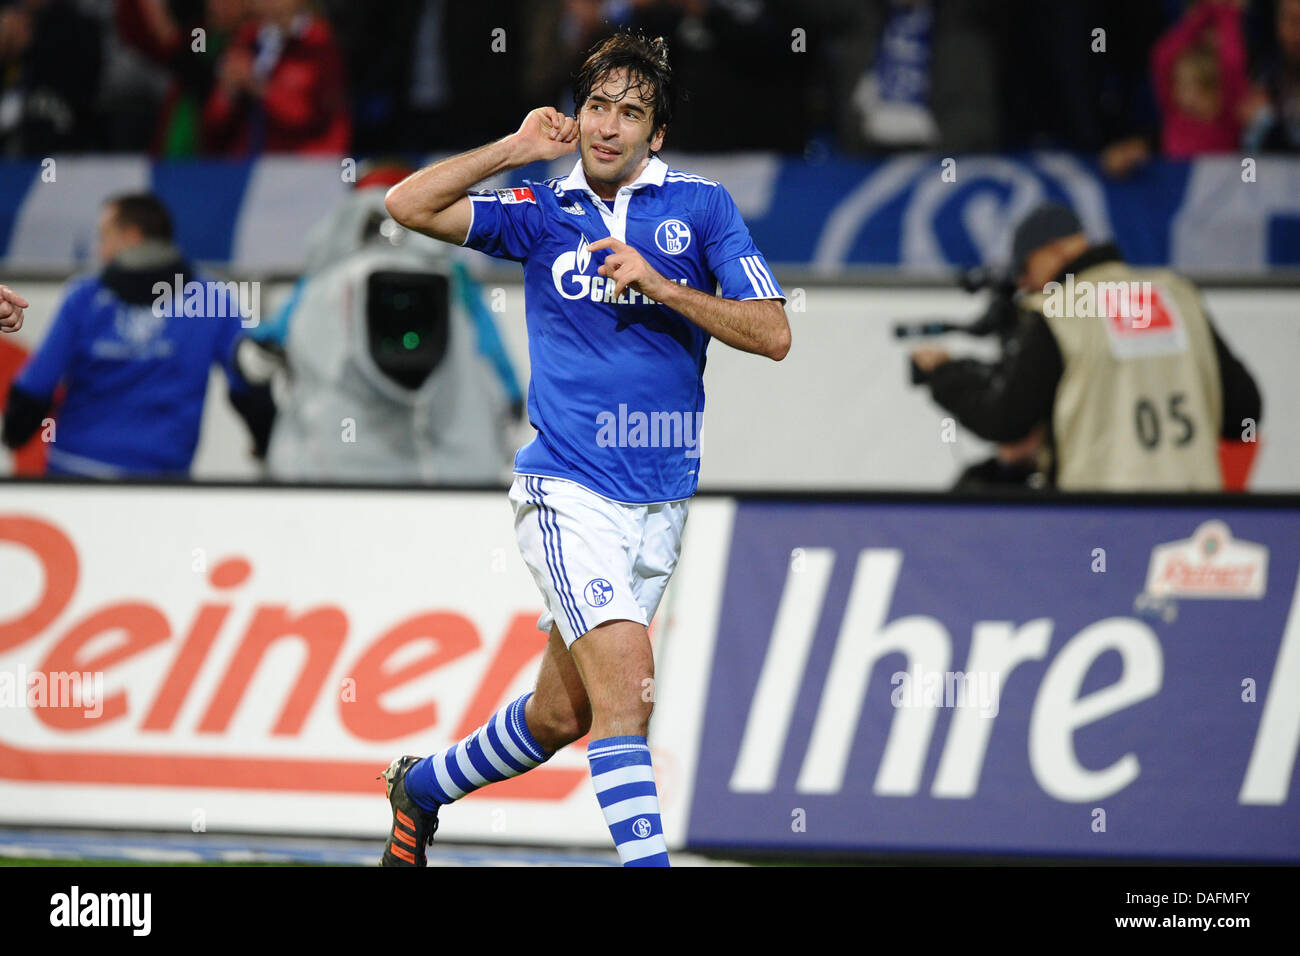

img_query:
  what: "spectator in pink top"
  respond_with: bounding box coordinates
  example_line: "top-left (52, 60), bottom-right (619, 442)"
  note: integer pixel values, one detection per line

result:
top-left (1152, 0), bottom-right (1250, 156)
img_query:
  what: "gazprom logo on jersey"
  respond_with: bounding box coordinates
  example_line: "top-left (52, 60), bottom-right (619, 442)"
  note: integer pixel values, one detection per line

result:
top-left (552, 235), bottom-right (686, 305)
top-left (595, 403), bottom-right (705, 458)
top-left (551, 234), bottom-right (595, 299)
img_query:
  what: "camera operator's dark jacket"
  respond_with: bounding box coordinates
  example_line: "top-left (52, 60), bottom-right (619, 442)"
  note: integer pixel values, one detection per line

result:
top-left (926, 243), bottom-right (1262, 490)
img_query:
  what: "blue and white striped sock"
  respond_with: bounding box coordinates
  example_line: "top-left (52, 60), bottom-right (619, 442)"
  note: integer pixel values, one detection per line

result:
top-left (404, 692), bottom-right (549, 810)
top-left (587, 735), bottom-right (670, 867)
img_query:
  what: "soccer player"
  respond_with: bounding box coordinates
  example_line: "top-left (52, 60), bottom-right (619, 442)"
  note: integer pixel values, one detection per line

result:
top-left (0, 285), bottom-right (27, 333)
top-left (380, 31), bottom-right (789, 867)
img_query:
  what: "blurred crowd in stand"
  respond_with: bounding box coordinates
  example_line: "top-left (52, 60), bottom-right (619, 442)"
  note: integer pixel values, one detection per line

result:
top-left (0, 0), bottom-right (1295, 166)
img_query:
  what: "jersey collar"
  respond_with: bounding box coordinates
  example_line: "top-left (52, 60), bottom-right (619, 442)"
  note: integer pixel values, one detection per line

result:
top-left (559, 155), bottom-right (667, 201)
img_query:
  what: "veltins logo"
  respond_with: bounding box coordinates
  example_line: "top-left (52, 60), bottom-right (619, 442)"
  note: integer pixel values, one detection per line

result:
top-left (655, 219), bottom-right (691, 255)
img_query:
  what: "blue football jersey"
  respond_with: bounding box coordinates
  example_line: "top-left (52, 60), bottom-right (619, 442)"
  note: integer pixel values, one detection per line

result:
top-left (462, 155), bottom-right (784, 504)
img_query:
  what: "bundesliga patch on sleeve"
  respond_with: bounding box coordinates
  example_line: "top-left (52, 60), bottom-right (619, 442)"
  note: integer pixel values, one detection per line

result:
top-left (496, 187), bottom-right (536, 205)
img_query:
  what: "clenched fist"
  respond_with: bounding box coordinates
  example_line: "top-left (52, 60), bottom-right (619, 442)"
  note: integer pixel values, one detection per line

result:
top-left (0, 285), bottom-right (28, 333)
top-left (509, 107), bottom-right (579, 165)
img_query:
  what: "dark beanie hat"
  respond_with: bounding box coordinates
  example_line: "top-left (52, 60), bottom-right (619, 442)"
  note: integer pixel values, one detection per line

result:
top-left (1012, 203), bottom-right (1083, 274)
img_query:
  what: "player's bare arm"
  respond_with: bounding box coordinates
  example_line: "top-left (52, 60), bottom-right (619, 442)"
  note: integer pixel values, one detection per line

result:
top-left (384, 107), bottom-right (579, 244)
top-left (588, 236), bottom-right (791, 361)
top-left (0, 284), bottom-right (29, 333)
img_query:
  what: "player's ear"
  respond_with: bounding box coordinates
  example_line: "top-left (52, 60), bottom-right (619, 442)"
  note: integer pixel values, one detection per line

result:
top-left (649, 125), bottom-right (666, 155)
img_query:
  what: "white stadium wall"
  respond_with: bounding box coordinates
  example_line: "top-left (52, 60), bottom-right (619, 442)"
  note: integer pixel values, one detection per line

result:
top-left (1, 282), bottom-right (1295, 490)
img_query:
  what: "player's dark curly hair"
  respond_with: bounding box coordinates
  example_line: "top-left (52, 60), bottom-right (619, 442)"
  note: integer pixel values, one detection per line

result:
top-left (572, 31), bottom-right (676, 151)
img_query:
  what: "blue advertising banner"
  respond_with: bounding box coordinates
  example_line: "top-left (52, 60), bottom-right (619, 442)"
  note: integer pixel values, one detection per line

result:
top-left (2, 153), bottom-right (1298, 274)
top-left (687, 500), bottom-right (1300, 860)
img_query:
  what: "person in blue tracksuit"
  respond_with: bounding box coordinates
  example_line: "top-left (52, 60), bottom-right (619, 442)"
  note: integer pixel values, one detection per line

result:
top-left (1, 193), bottom-right (272, 477)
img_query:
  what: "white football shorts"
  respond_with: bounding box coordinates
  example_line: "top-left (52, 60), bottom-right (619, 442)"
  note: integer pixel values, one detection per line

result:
top-left (509, 474), bottom-right (689, 648)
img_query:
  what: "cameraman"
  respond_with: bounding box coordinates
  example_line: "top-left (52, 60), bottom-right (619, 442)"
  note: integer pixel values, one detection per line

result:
top-left (256, 166), bottom-right (521, 484)
top-left (911, 203), bottom-right (1262, 491)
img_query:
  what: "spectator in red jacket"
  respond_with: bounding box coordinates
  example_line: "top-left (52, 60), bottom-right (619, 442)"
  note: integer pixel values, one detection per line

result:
top-left (114, 0), bottom-right (248, 156)
top-left (1153, 0), bottom-right (1250, 156)
top-left (202, 0), bottom-right (349, 155)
